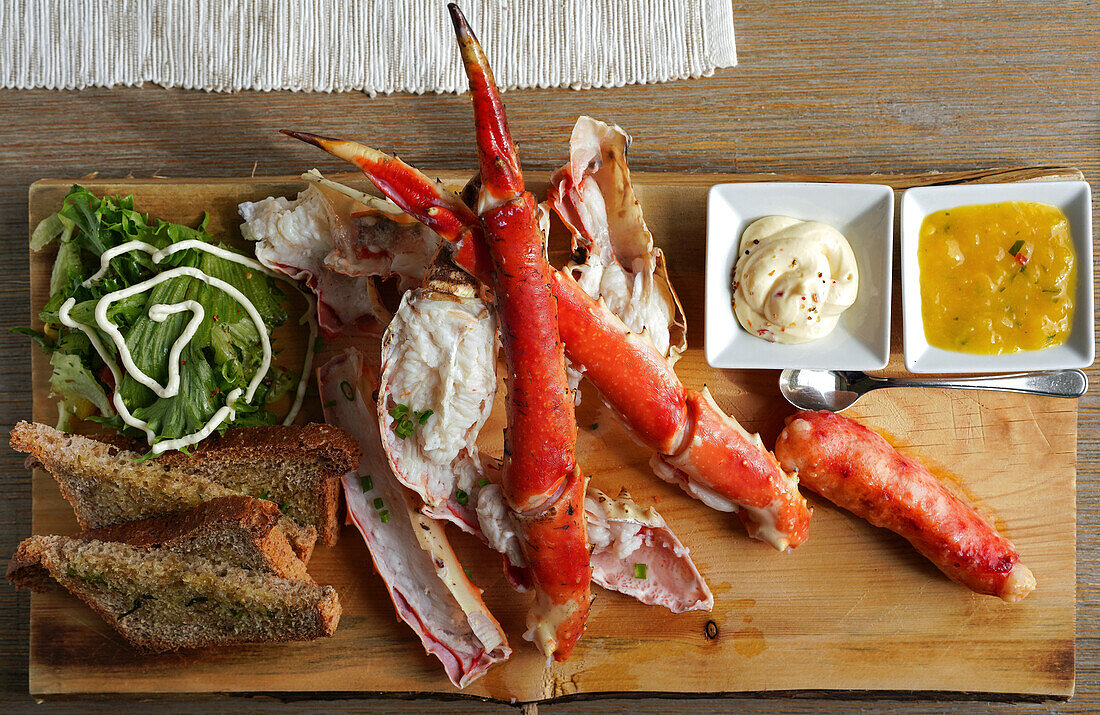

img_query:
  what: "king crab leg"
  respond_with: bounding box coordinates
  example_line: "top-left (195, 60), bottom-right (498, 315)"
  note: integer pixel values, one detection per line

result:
top-left (447, 4), bottom-right (590, 662)
top-left (284, 18), bottom-right (811, 554)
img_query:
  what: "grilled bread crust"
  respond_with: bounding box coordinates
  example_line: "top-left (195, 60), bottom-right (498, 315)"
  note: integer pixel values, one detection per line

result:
top-left (10, 422), bottom-right (360, 555)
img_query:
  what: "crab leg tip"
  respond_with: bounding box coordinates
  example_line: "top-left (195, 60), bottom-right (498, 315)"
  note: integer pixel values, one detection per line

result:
top-left (281, 129), bottom-right (324, 145)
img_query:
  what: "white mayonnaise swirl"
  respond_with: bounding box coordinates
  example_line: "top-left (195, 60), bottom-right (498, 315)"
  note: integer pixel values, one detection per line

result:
top-left (59, 239), bottom-right (317, 454)
top-left (732, 216), bottom-right (858, 344)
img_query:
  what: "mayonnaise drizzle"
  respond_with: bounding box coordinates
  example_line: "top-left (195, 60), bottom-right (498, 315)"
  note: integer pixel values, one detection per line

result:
top-left (61, 239), bottom-right (317, 455)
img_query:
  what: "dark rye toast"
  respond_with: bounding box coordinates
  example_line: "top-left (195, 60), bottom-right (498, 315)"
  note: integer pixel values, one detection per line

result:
top-left (10, 422), bottom-right (360, 557)
top-left (8, 496), bottom-right (311, 586)
top-left (8, 498), bottom-right (341, 652)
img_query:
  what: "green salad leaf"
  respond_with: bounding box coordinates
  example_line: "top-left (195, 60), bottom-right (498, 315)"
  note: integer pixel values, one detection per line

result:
top-left (22, 185), bottom-right (299, 452)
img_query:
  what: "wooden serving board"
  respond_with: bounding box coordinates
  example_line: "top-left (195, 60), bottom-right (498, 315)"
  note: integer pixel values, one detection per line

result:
top-left (24, 168), bottom-right (1080, 701)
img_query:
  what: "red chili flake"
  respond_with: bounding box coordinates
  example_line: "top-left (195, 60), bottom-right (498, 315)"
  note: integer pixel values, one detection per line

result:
top-left (818, 272), bottom-right (823, 278)
top-left (774, 291), bottom-right (784, 297)
top-left (812, 294), bottom-right (819, 303)
top-left (213, 314), bottom-right (220, 322)
top-left (181, 360), bottom-right (187, 366)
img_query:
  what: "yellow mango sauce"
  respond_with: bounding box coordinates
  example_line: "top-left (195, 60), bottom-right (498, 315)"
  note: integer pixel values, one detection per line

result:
top-left (918, 201), bottom-right (1075, 354)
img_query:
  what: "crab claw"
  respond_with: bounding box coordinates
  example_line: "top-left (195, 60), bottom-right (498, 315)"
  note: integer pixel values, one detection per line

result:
top-left (447, 3), bottom-right (523, 207)
top-left (281, 129), bottom-right (493, 282)
top-left (281, 129), bottom-right (480, 245)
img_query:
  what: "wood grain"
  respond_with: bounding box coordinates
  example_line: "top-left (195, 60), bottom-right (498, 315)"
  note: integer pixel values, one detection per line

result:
top-left (21, 171), bottom-right (1077, 701)
top-left (0, 1), bottom-right (1097, 711)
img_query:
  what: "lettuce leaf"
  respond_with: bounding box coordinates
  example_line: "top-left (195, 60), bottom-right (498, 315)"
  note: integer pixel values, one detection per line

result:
top-left (22, 185), bottom-right (296, 451)
top-left (48, 352), bottom-right (114, 418)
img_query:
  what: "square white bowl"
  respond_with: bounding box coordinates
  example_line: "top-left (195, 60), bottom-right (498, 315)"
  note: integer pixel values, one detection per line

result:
top-left (900, 181), bottom-right (1094, 373)
top-left (705, 182), bottom-right (894, 370)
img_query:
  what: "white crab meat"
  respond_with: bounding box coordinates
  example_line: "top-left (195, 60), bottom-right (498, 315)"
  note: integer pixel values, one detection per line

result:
top-left (475, 483), bottom-right (526, 570)
top-left (239, 185), bottom-right (390, 338)
top-left (584, 488), bottom-right (713, 613)
top-left (548, 116), bottom-right (686, 372)
top-left (476, 480), bottom-right (712, 614)
top-left (319, 348), bottom-right (509, 688)
top-left (379, 278), bottom-right (497, 533)
top-left (239, 176), bottom-right (444, 338)
top-left (327, 211), bottom-right (441, 293)
top-left (300, 171), bottom-right (442, 291)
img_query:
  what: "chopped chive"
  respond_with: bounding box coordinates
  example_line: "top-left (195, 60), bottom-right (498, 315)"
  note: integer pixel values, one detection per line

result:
top-left (119, 594), bottom-right (154, 619)
top-left (389, 403), bottom-right (409, 418)
top-left (280, 502), bottom-right (291, 514)
top-left (456, 489), bottom-right (468, 506)
top-left (360, 475), bottom-right (374, 492)
top-left (260, 490), bottom-right (270, 500)
top-left (464, 567), bottom-right (473, 580)
top-left (322, 399), bottom-right (337, 408)
top-left (633, 563), bottom-right (647, 580)
top-left (477, 478), bottom-right (490, 488)
top-left (373, 497), bottom-right (384, 510)
top-left (417, 409), bottom-right (434, 424)
top-left (1008, 239), bottom-right (1025, 257)
top-left (589, 423), bottom-right (599, 430)
top-left (339, 380), bottom-right (354, 401)
top-left (379, 510), bottom-right (390, 523)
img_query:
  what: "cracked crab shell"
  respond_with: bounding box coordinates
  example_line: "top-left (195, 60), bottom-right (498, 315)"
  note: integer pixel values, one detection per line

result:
top-left (378, 259), bottom-right (497, 534)
top-left (548, 115), bottom-right (687, 364)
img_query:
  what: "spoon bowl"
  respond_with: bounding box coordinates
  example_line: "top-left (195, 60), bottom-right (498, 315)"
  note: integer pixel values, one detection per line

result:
top-left (780, 368), bottom-right (1088, 412)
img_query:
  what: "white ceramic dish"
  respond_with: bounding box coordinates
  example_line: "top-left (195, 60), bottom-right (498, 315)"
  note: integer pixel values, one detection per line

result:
top-left (705, 182), bottom-right (894, 370)
top-left (900, 181), bottom-right (1094, 373)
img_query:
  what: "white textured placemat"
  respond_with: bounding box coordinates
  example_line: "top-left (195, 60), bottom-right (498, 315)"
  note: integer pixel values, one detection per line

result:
top-left (0, 0), bottom-right (737, 93)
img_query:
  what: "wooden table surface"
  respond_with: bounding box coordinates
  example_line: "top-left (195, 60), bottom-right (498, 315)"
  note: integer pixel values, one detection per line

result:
top-left (0, 1), bottom-right (1096, 712)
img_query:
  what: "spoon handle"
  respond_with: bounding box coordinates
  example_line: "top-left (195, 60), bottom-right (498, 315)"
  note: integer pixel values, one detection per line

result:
top-left (864, 369), bottom-right (1088, 398)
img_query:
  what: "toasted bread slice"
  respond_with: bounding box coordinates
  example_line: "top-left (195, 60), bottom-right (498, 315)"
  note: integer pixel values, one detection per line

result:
top-left (8, 496), bottom-right (310, 587)
top-left (10, 422), bottom-right (360, 556)
top-left (7, 506), bottom-right (341, 652)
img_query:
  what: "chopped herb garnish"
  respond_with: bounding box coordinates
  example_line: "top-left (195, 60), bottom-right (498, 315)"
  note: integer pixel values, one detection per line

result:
top-left (260, 490), bottom-right (270, 500)
top-left (464, 567), bottom-right (473, 580)
top-left (633, 563), bottom-right (647, 580)
top-left (119, 594), bottom-right (155, 619)
top-left (339, 380), bottom-right (354, 401)
top-left (388, 402), bottom-right (426, 440)
top-left (280, 502), bottom-right (291, 514)
top-left (322, 399), bottom-right (337, 408)
top-left (360, 475), bottom-right (374, 492)
top-left (589, 423), bottom-right (599, 430)
top-left (373, 497), bottom-right (384, 510)
top-left (456, 489), bottom-right (469, 506)
top-left (477, 478), bottom-right (490, 488)
top-left (379, 510), bottom-right (390, 523)
top-left (1008, 239), bottom-right (1025, 257)
top-left (186, 596), bottom-right (209, 607)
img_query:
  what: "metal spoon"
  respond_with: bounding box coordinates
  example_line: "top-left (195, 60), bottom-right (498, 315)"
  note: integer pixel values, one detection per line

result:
top-left (779, 368), bottom-right (1088, 412)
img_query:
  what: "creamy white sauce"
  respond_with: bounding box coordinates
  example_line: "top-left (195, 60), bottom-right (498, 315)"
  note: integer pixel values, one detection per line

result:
top-left (61, 239), bottom-right (317, 454)
top-left (733, 216), bottom-right (858, 344)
